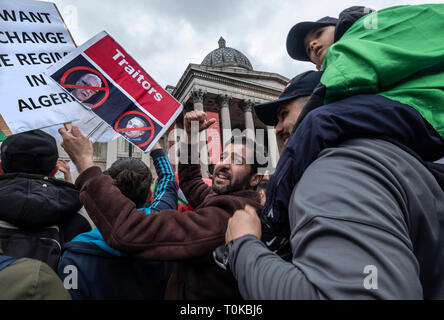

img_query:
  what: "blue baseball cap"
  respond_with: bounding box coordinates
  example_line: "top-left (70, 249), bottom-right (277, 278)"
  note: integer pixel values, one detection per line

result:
top-left (254, 71), bottom-right (322, 126)
top-left (286, 16), bottom-right (338, 61)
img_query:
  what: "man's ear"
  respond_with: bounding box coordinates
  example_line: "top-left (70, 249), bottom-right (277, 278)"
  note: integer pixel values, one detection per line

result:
top-left (250, 173), bottom-right (263, 189)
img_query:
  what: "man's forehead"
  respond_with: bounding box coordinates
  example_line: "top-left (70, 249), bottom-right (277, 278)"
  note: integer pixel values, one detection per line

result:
top-left (128, 117), bottom-right (144, 126)
top-left (224, 143), bottom-right (246, 155)
top-left (82, 74), bottom-right (99, 84)
top-left (278, 96), bottom-right (309, 114)
top-left (223, 143), bottom-right (254, 161)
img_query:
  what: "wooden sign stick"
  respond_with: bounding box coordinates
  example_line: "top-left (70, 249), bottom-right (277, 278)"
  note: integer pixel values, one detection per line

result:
top-left (0, 115), bottom-right (12, 136)
top-left (54, 3), bottom-right (76, 134)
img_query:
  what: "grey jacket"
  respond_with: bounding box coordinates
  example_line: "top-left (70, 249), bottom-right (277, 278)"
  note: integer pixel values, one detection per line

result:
top-left (228, 139), bottom-right (444, 299)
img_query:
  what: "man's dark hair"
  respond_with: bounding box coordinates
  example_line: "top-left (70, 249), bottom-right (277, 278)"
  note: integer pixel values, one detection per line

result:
top-left (104, 157), bottom-right (153, 208)
top-left (225, 135), bottom-right (268, 174)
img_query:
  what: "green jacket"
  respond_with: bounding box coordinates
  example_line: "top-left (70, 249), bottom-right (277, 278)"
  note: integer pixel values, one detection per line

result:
top-left (322, 4), bottom-right (444, 139)
top-left (0, 247), bottom-right (71, 300)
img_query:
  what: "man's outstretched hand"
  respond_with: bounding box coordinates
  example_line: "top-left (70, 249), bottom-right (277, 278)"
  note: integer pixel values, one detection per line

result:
top-left (59, 125), bottom-right (94, 174)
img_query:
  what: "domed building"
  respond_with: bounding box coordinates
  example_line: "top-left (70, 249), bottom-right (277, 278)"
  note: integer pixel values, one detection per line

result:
top-left (166, 37), bottom-right (289, 176)
top-left (201, 37), bottom-right (253, 71)
top-left (58, 37), bottom-right (288, 178)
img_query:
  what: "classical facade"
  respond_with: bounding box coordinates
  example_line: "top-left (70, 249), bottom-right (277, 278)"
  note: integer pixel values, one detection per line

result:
top-left (59, 37), bottom-right (288, 178)
top-left (167, 37), bottom-right (289, 177)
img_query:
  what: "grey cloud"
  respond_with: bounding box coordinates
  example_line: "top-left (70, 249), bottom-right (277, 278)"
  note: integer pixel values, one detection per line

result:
top-left (51, 0), bottom-right (441, 88)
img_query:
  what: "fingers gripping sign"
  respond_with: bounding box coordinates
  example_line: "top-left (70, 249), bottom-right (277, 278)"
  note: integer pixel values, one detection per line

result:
top-left (225, 205), bottom-right (262, 243)
top-left (59, 126), bottom-right (95, 174)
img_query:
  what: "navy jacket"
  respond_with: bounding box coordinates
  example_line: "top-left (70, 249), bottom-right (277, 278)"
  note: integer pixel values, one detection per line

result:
top-left (262, 95), bottom-right (444, 248)
top-left (59, 241), bottom-right (173, 300)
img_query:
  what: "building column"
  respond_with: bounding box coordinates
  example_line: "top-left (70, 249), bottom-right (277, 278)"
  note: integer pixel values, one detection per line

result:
top-left (217, 94), bottom-right (232, 148)
top-left (191, 89), bottom-right (209, 178)
top-left (241, 99), bottom-right (255, 141)
top-left (106, 137), bottom-right (118, 169)
top-left (266, 125), bottom-right (279, 172)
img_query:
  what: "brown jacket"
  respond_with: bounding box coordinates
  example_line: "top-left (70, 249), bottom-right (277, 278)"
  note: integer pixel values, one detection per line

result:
top-left (75, 162), bottom-right (262, 299)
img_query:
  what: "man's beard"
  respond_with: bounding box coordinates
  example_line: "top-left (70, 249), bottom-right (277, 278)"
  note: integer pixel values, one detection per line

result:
top-left (212, 169), bottom-right (251, 195)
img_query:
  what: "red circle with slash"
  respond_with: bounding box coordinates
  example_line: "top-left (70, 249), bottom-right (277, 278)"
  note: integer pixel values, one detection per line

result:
top-left (60, 66), bottom-right (109, 108)
top-left (114, 111), bottom-right (155, 148)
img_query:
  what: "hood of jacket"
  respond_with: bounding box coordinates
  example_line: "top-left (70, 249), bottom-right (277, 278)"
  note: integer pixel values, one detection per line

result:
top-left (0, 173), bottom-right (82, 228)
top-left (333, 6), bottom-right (372, 42)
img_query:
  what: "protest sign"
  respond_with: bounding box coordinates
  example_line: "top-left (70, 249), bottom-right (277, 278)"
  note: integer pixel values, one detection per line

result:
top-left (46, 31), bottom-right (183, 152)
top-left (0, 0), bottom-right (86, 135)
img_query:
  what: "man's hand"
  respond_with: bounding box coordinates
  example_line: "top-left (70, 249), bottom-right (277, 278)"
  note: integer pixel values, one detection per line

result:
top-left (56, 160), bottom-right (73, 183)
top-left (184, 110), bottom-right (216, 143)
top-left (225, 205), bottom-right (262, 243)
top-left (59, 126), bottom-right (94, 174)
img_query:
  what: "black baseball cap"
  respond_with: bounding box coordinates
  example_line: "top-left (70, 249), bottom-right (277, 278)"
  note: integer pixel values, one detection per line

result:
top-left (1, 130), bottom-right (58, 175)
top-left (286, 16), bottom-right (338, 62)
top-left (254, 70), bottom-right (322, 126)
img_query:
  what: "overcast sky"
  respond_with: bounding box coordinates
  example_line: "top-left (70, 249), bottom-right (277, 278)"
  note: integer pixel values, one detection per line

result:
top-left (49, 0), bottom-right (442, 88)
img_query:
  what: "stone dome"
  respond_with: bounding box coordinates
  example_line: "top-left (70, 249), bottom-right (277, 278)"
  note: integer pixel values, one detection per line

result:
top-left (201, 37), bottom-right (253, 71)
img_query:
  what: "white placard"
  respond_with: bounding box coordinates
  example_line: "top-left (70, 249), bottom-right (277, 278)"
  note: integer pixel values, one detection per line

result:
top-left (0, 0), bottom-right (85, 134)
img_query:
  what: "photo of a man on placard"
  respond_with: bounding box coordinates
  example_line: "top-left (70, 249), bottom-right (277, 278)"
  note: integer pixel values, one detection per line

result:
top-left (71, 73), bottom-right (103, 106)
top-left (124, 116), bottom-right (148, 142)
top-left (113, 111), bottom-right (159, 151)
top-left (50, 56), bottom-right (109, 110)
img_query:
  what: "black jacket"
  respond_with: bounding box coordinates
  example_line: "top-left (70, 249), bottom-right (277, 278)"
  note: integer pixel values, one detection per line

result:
top-left (0, 173), bottom-right (91, 269)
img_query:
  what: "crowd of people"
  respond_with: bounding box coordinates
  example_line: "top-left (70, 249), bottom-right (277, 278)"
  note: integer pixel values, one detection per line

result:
top-left (1, 4), bottom-right (444, 300)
